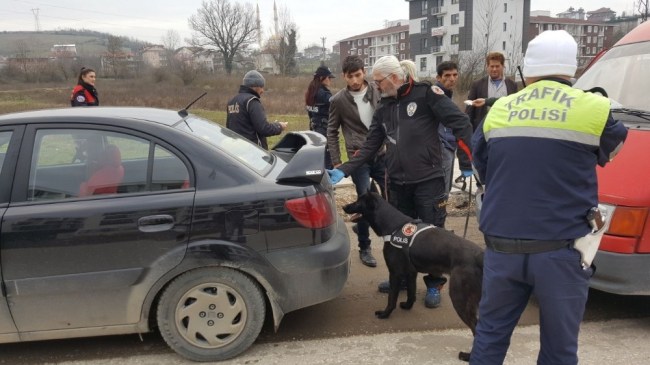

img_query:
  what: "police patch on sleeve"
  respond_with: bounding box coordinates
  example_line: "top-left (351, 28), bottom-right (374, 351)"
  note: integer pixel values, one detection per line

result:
top-left (76, 95), bottom-right (86, 103)
top-left (431, 85), bottom-right (445, 95)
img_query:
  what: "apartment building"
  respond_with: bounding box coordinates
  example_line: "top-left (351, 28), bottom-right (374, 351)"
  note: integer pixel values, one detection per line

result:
top-left (337, 23), bottom-right (410, 72)
top-left (405, 0), bottom-right (530, 79)
top-left (529, 16), bottom-right (615, 67)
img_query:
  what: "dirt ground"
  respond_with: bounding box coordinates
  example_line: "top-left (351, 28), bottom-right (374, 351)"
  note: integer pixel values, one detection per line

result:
top-left (255, 185), bottom-right (493, 343)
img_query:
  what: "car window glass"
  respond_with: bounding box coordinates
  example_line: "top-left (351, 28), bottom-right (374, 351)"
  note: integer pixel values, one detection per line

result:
top-left (176, 115), bottom-right (273, 174)
top-left (152, 145), bottom-right (190, 190)
top-left (28, 129), bottom-right (149, 201)
top-left (0, 131), bottom-right (12, 173)
top-left (575, 41), bottom-right (650, 112)
top-left (27, 129), bottom-right (191, 202)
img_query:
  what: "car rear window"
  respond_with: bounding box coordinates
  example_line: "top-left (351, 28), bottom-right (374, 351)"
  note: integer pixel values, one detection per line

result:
top-left (175, 115), bottom-right (274, 174)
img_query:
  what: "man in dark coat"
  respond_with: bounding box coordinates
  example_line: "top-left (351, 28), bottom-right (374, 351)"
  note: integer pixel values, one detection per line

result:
top-left (226, 70), bottom-right (287, 149)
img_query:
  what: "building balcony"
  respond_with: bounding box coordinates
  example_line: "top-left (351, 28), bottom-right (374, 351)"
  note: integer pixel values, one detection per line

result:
top-left (431, 6), bottom-right (446, 15)
top-left (431, 46), bottom-right (445, 54)
top-left (431, 26), bottom-right (447, 37)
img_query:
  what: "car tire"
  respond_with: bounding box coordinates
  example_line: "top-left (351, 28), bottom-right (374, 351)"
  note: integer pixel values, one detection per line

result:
top-left (156, 267), bottom-right (266, 362)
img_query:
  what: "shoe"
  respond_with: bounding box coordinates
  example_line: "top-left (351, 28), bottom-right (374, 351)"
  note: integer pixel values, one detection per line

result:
top-left (377, 278), bottom-right (407, 293)
top-left (424, 287), bottom-right (441, 308)
top-left (359, 248), bottom-right (377, 267)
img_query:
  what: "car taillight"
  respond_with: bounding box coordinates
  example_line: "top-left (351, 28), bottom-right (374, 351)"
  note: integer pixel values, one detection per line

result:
top-left (285, 192), bottom-right (335, 229)
top-left (607, 206), bottom-right (648, 237)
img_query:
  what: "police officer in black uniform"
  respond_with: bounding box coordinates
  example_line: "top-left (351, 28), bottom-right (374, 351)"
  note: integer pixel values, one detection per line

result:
top-left (305, 65), bottom-right (335, 169)
top-left (226, 70), bottom-right (287, 149)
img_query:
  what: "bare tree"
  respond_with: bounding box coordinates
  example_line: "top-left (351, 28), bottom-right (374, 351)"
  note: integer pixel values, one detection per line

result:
top-left (162, 29), bottom-right (181, 51)
top-left (104, 35), bottom-right (125, 78)
top-left (13, 40), bottom-right (31, 80)
top-left (639, 0), bottom-right (649, 22)
top-left (457, 0), bottom-right (500, 92)
top-left (188, 0), bottom-right (258, 74)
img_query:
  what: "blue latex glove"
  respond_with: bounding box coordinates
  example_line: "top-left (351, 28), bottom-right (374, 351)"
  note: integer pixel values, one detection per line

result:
top-left (327, 169), bottom-right (345, 184)
top-left (461, 170), bottom-right (473, 178)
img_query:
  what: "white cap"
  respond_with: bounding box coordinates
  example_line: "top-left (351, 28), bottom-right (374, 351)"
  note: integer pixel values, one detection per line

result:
top-left (523, 30), bottom-right (577, 78)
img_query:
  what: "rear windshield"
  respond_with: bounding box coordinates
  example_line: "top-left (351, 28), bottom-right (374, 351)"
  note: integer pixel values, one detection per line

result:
top-left (575, 41), bottom-right (650, 112)
top-left (175, 115), bottom-right (274, 174)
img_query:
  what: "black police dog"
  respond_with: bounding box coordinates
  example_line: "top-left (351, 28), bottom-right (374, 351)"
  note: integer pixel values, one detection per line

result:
top-left (343, 192), bottom-right (484, 361)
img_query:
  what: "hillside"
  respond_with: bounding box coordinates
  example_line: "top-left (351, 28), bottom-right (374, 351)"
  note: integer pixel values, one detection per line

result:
top-left (0, 29), bottom-right (151, 58)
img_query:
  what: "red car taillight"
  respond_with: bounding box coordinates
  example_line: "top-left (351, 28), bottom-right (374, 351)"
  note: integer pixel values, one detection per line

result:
top-left (285, 192), bottom-right (335, 228)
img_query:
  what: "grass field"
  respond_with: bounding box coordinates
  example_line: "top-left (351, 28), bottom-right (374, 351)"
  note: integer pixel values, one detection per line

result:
top-left (0, 75), bottom-right (349, 160)
top-left (0, 74), bottom-right (471, 162)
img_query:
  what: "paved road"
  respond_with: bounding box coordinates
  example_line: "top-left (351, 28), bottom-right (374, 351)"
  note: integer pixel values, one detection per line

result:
top-left (1, 218), bottom-right (649, 364)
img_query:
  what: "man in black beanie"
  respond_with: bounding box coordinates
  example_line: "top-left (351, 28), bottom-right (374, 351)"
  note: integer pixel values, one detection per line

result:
top-left (226, 70), bottom-right (287, 149)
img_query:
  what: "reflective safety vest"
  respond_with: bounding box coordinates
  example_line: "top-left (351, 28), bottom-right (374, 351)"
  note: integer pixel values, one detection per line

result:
top-left (484, 80), bottom-right (610, 146)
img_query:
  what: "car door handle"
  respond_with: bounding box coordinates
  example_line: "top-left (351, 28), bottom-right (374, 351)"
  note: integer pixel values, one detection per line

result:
top-left (138, 215), bottom-right (175, 233)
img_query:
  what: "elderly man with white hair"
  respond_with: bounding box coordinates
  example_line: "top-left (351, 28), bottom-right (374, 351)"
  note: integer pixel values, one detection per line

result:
top-left (328, 55), bottom-right (474, 309)
top-left (469, 30), bottom-right (628, 365)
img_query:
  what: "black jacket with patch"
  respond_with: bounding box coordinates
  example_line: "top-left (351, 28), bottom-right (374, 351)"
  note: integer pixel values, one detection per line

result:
top-left (226, 86), bottom-right (283, 150)
top-left (340, 79), bottom-right (473, 184)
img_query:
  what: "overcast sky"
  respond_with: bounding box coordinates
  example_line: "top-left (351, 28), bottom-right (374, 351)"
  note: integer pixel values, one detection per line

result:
top-left (0, 0), bottom-right (640, 50)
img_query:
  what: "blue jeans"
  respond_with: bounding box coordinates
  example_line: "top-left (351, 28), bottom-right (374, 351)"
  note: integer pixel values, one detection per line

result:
top-left (470, 245), bottom-right (592, 365)
top-left (349, 156), bottom-right (386, 249)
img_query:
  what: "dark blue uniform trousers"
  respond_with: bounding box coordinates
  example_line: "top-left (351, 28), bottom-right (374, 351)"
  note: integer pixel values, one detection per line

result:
top-left (470, 246), bottom-right (592, 365)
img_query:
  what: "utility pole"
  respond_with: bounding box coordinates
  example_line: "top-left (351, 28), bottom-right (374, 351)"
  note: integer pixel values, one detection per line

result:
top-left (320, 37), bottom-right (326, 63)
top-left (31, 8), bottom-right (41, 32)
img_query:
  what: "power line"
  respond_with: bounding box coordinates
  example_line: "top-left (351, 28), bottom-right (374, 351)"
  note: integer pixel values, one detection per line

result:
top-left (31, 8), bottom-right (41, 32)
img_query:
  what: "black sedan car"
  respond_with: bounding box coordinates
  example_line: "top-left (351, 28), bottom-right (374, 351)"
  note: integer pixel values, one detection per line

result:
top-left (0, 107), bottom-right (350, 361)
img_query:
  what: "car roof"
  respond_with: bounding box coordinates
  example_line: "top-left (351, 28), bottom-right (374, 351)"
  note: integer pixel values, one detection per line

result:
top-left (0, 107), bottom-right (184, 126)
top-left (615, 20), bottom-right (650, 46)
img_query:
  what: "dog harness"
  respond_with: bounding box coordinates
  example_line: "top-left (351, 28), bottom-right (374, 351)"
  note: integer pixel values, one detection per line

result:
top-left (383, 221), bottom-right (436, 249)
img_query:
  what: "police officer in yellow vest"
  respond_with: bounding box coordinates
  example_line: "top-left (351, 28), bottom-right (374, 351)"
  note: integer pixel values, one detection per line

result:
top-left (470, 30), bottom-right (627, 365)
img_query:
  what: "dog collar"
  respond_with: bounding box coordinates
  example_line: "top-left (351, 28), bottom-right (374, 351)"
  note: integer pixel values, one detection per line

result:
top-left (385, 222), bottom-right (435, 249)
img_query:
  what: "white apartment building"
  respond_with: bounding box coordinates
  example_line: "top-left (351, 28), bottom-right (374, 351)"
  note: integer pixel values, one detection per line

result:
top-left (405, 0), bottom-right (531, 79)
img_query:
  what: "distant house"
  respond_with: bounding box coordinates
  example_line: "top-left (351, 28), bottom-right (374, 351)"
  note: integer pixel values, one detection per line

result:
top-left (140, 45), bottom-right (168, 68)
top-left (175, 47), bottom-right (214, 72)
top-left (100, 50), bottom-right (137, 77)
top-left (51, 44), bottom-right (78, 59)
top-left (557, 7), bottom-right (586, 20)
top-left (303, 45), bottom-right (325, 59)
top-left (587, 7), bottom-right (617, 22)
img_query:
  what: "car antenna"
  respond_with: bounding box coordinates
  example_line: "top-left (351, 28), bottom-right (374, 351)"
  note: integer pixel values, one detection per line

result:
top-left (178, 92), bottom-right (208, 118)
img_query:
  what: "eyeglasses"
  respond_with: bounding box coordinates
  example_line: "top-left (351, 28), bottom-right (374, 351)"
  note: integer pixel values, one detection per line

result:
top-left (373, 73), bottom-right (392, 86)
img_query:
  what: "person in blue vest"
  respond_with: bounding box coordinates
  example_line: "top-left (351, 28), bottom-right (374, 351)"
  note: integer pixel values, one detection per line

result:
top-left (470, 30), bottom-right (628, 365)
top-left (70, 67), bottom-right (99, 107)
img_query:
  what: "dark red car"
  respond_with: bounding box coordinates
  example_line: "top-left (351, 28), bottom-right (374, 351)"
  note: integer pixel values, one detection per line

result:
top-left (574, 21), bottom-right (650, 295)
